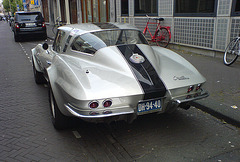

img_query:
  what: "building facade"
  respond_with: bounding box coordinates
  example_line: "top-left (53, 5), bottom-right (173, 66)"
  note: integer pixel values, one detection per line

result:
top-left (39, 0), bottom-right (239, 53)
top-left (116, 0), bottom-right (240, 53)
top-left (43, 0), bottom-right (114, 25)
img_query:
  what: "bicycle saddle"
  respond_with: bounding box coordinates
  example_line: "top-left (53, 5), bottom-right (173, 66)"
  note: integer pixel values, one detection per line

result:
top-left (155, 18), bottom-right (164, 21)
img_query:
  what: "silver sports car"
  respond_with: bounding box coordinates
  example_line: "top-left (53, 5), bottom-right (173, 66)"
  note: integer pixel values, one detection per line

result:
top-left (32, 23), bottom-right (209, 129)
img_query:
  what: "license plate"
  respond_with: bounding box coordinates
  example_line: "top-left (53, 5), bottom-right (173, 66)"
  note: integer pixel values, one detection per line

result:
top-left (26, 23), bottom-right (35, 27)
top-left (137, 99), bottom-right (162, 113)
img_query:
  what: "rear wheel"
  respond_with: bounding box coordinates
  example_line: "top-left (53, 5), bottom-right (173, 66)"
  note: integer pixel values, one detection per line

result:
top-left (49, 87), bottom-right (69, 130)
top-left (14, 33), bottom-right (20, 42)
top-left (224, 38), bottom-right (239, 66)
top-left (155, 28), bottom-right (170, 48)
top-left (32, 58), bottom-right (47, 84)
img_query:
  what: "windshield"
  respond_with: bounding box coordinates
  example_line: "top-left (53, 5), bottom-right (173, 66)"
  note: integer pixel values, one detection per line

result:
top-left (16, 13), bottom-right (43, 21)
top-left (71, 29), bottom-right (148, 54)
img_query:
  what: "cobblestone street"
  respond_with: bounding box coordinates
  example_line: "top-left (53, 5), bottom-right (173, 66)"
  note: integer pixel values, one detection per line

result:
top-left (0, 21), bottom-right (90, 161)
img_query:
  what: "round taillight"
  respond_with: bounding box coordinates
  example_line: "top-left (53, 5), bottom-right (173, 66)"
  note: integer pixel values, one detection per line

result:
top-left (187, 86), bottom-right (194, 93)
top-left (103, 100), bottom-right (112, 108)
top-left (89, 101), bottom-right (99, 109)
top-left (15, 23), bottom-right (20, 29)
top-left (196, 84), bottom-right (202, 91)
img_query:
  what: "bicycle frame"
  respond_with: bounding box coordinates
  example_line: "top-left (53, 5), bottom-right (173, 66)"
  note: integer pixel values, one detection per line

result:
top-left (143, 20), bottom-right (158, 40)
top-left (143, 18), bottom-right (171, 42)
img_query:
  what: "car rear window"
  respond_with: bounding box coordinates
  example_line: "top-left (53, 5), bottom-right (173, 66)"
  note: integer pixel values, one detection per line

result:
top-left (16, 13), bottom-right (43, 21)
top-left (71, 29), bottom-right (148, 54)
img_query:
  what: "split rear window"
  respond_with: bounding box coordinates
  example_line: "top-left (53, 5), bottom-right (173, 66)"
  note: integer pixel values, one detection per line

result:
top-left (71, 29), bottom-right (148, 54)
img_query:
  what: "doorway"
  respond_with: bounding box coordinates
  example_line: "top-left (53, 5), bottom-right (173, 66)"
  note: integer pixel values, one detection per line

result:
top-left (69, 0), bottom-right (78, 24)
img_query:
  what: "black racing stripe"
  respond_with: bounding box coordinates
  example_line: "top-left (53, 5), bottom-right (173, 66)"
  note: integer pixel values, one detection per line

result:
top-left (93, 23), bottom-right (119, 29)
top-left (117, 45), bottom-right (166, 100)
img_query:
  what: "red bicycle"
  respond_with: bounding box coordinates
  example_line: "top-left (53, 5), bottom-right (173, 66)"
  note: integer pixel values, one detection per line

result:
top-left (143, 15), bottom-right (171, 47)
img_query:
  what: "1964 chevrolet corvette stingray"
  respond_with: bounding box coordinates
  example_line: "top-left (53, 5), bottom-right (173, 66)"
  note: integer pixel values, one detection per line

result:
top-left (32, 23), bottom-right (209, 129)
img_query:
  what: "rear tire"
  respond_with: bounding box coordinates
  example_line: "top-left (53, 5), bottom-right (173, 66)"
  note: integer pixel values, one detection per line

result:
top-left (32, 58), bottom-right (47, 84)
top-left (49, 87), bottom-right (69, 130)
top-left (224, 38), bottom-right (239, 66)
top-left (14, 33), bottom-right (20, 42)
top-left (156, 28), bottom-right (170, 48)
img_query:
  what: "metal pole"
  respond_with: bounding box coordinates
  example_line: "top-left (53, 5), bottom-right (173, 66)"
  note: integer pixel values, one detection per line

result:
top-left (56, 0), bottom-right (61, 22)
top-left (65, 0), bottom-right (70, 24)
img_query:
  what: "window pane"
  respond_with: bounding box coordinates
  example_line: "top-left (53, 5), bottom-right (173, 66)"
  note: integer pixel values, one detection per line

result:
top-left (53, 30), bottom-right (65, 53)
top-left (100, 0), bottom-right (107, 22)
top-left (63, 35), bottom-right (72, 52)
top-left (135, 0), bottom-right (157, 15)
top-left (121, 0), bottom-right (129, 15)
top-left (17, 12), bottom-right (43, 21)
top-left (175, 0), bottom-right (215, 14)
top-left (87, 0), bottom-right (92, 22)
top-left (93, 0), bottom-right (99, 22)
top-left (71, 34), bottom-right (100, 54)
top-left (235, 0), bottom-right (240, 12)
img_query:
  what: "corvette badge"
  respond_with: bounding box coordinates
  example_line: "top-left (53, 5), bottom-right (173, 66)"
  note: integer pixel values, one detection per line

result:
top-left (173, 76), bottom-right (190, 81)
top-left (129, 53), bottom-right (145, 64)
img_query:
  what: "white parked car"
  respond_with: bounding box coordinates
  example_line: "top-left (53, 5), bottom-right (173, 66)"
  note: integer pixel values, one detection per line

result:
top-left (32, 23), bottom-right (209, 129)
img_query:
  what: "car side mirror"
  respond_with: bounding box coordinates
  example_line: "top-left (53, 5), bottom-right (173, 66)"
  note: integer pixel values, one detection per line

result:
top-left (42, 43), bottom-right (49, 50)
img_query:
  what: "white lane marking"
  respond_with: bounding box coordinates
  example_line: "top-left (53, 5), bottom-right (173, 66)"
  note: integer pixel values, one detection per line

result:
top-left (72, 131), bottom-right (81, 139)
top-left (19, 42), bottom-right (32, 65)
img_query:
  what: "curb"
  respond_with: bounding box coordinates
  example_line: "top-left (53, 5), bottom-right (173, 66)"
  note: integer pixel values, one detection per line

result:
top-left (191, 99), bottom-right (240, 128)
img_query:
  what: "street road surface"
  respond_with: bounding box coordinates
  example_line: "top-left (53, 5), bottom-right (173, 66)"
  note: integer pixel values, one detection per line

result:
top-left (0, 21), bottom-right (240, 161)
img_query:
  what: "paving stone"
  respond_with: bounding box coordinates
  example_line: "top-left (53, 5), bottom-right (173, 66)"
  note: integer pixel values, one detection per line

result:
top-left (0, 21), bottom-right (92, 161)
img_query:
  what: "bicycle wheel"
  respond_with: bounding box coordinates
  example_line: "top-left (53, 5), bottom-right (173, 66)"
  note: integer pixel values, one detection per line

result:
top-left (224, 38), bottom-right (239, 66)
top-left (155, 28), bottom-right (170, 47)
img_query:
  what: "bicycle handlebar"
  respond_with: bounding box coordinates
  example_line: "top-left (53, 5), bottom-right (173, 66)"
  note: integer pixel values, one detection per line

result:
top-left (55, 17), bottom-right (63, 26)
top-left (56, 17), bottom-right (61, 22)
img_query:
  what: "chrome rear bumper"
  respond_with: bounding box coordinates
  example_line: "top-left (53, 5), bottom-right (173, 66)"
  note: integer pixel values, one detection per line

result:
top-left (166, 89), bottom-right (209, 112)
top-left (173, 89), bottom-right (209, 104)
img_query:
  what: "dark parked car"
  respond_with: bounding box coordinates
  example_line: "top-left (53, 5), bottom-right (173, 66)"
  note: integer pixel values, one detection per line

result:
top-left (12, 11), bottom-right (47, 42)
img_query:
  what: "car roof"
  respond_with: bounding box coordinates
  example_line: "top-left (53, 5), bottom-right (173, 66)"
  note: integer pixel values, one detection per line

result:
top-left (58, 22), bottom-right (140, 35)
